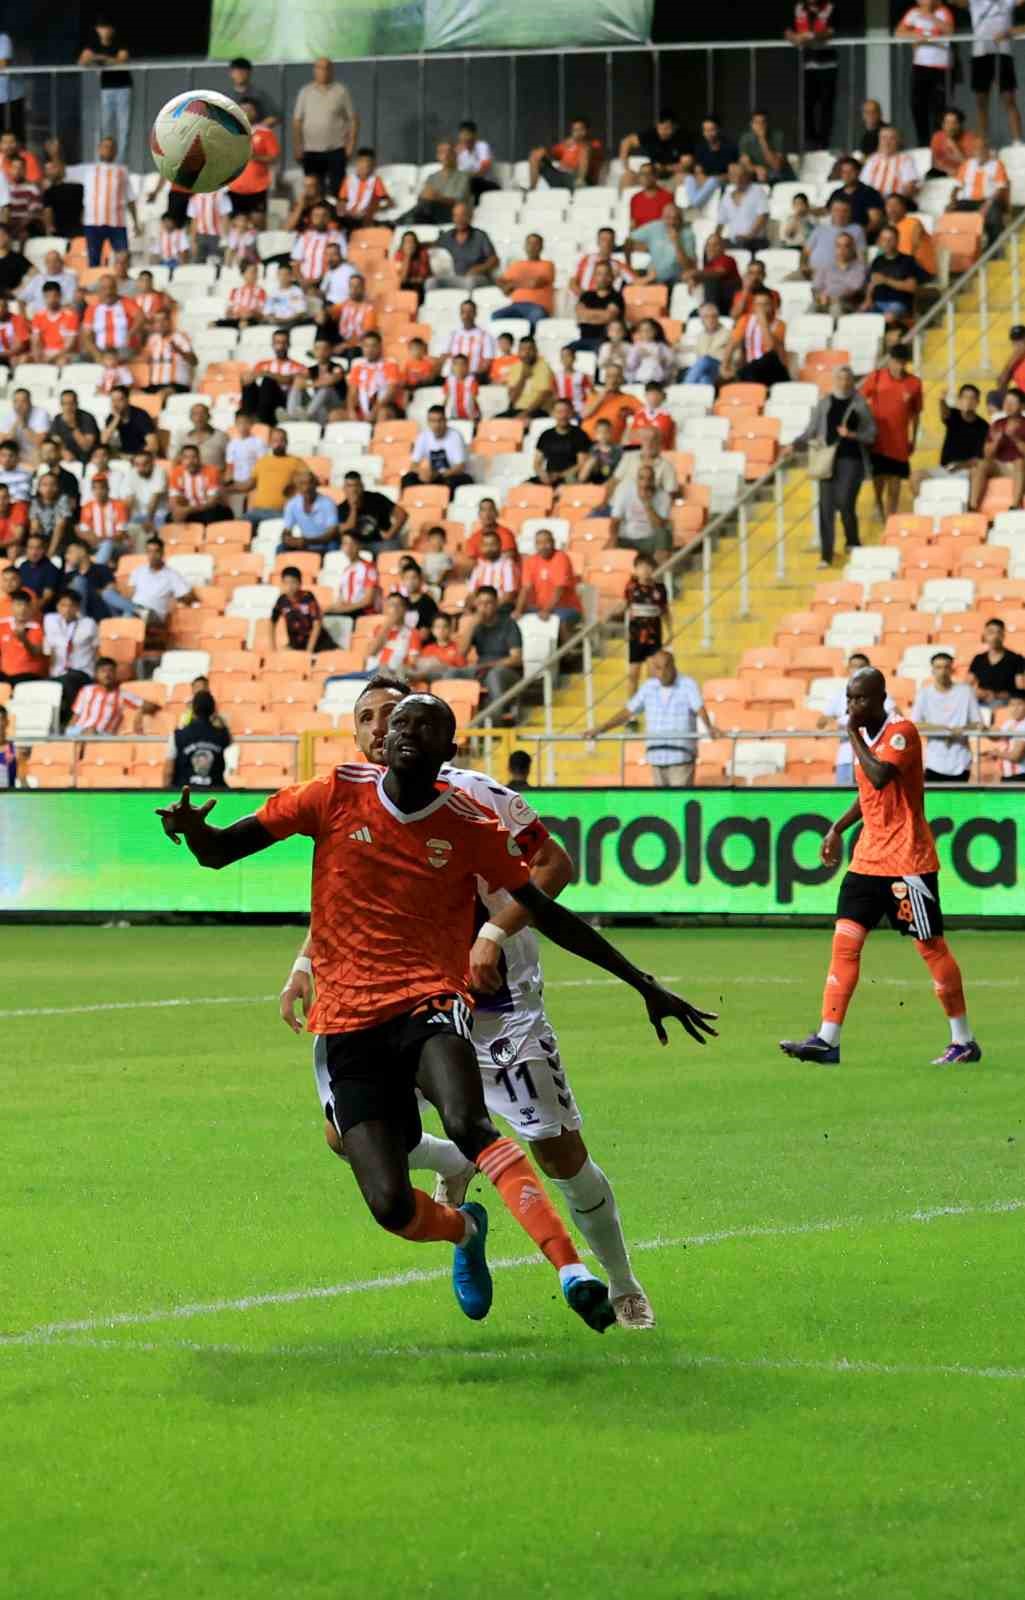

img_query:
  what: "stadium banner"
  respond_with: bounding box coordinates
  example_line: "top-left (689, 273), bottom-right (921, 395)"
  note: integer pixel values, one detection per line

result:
top-left (1, 789), bottom-right (1021, 917)
top-left (208, 0), bottom-right (654, 61)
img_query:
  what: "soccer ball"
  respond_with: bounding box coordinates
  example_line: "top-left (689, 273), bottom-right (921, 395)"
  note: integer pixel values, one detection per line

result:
top-left (149, 91), bottom-right (252, 193)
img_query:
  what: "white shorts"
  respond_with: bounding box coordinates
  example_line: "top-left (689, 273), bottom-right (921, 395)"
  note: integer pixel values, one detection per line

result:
top-left (474, 1018), bottom-right (583, 1141)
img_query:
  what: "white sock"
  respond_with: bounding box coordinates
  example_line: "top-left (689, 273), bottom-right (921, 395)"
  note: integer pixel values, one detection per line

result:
top-left (407, 1132), bottom-right (471, 1177)
top-left (551, 1159), bottom-right (642, 1300)
top-left (949, 1014), bottom-right (973, 1046)
top-left (819, 1021), bottom-right (842, 1046)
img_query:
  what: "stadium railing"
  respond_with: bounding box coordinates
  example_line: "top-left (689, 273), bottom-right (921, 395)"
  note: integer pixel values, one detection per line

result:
top-left (470, 203), bottom-right (1025, 778)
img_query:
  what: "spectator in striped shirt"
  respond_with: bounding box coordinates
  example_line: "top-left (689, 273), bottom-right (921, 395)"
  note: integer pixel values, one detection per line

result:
top-left (336, 148), bottom-right (391, 231)
top-left (142, 306), bottom-right (197, 400)
top-left (71, 135), bottom-right (137, 267)
top-left (83, 273), bottom-right (143, 362)
top-left (157, 213), bottom-right (191, 268)
top-left (67, 655), bottom-right (156, 736)
top-left (167, 444), bottom-right (230, 526)
top-left (321, 531), bottom-right (380, 644)
top-left (264, 263), bottom-right (308, 328)
top-left (445, 299), bottom-right (496, 378)
top-left (187, 188), bottom-right (232, 264)
top-left (290, 202), bottom-right (341, 290)
top-left (132, 269), bottom-right (174, 334)
top-left (323, 269), bottom-right (377, 356)
top-left (953, 138), bottom-right (1010, 248)
top-left (79, 475), bottom-right (130, 564)
top-left (216, 260), bottom-right (266, 328)
top-left (345, 331), bottom-right (401, 422)
top-left (441, 353), bottom-right (480, 423)
top-left (6, 155), bottom-right (42, 241)
top-left (861, 126), bottom-right (921, 202)
top-left (365, 591), bottom-right (426, 678)
top-left (569, 227), bottom-right (635, 299)
top-left (468, 528), bottom-right (520, 612)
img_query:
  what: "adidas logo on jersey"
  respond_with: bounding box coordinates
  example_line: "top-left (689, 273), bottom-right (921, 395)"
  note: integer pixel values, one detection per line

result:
top-left (349, 826), bottom-right (374, 844)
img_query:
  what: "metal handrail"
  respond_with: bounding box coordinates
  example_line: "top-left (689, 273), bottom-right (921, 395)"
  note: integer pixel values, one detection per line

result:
top-left (473, 203), bottom-right (1025, 736)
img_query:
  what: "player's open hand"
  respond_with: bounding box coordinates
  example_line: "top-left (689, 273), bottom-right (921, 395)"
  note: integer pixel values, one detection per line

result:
top-left (820, 827), bottom-right (842, 868)
top-left (637, 976), bottom-right (718, 1046)
top-left (279, 970), bottom-right (312, 1034)
top-left (156, 785), bottom-right (217, 845)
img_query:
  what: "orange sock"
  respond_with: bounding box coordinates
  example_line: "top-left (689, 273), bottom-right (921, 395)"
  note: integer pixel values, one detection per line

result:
top-left (821, 919), bottom-right (867, 1027)
top-left (476, 1137), bottom-right (581, 1271)
top-left (394, 1188), bottom-right (467, 1245)
top-left (916, 938), bottom-right (967, 1019)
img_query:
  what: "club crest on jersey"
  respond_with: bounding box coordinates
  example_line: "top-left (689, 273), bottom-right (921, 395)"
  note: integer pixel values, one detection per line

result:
top-left (490, 1037), bottom-right (515, 1066)
top-left (426, 837), bottom-right (453, 869)
top-left (892, 881), bottom-right (909, 899)
top-left (890, 733), bottom-right (907, 751)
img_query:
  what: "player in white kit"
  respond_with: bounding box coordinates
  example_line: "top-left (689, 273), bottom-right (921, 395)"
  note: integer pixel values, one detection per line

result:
top-left (279, 675), bottom-right (654, 1329)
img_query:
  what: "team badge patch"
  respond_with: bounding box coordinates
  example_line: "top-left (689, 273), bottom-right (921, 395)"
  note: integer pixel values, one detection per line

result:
top-left (490, 1037), bottom-right (515, 1066)
top-left (426, 837), bottom-right (452, 869)
top-left (890, 733), bottom-right (907, 751)
top-left (892, 881), bottom-right (908, 899)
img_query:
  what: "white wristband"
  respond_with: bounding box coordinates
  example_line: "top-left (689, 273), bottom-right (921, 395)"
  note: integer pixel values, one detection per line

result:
top-left (478, 921), bottom-right (509, 948)
top-left (291, 956), bottom-right (313, 976)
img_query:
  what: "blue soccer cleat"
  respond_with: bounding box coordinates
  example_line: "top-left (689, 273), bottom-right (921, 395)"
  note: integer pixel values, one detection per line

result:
top-left (779, 1033), bottom-right (840, 1065)
top-left (563, 1269), bottom-right (616, 1333)
top-left (932, 1041), bottom-right (982, 1065)
top-left (452, 1201), bottom-right (492, 1321)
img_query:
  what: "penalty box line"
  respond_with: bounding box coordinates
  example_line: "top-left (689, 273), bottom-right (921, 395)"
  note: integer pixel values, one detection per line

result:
top-left (2, 1197), bottom-right (1021, 1351)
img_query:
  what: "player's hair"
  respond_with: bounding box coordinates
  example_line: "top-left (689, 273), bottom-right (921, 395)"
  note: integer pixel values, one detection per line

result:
top-left (95, 655), bottom-right (117, 671)
top-left (633, 550), bottom-right (655, 566)
top-left (459, 119), bottom-right (478, 133)
top-left (280, 566), bottom-right (302, 581)
top-left (0, 437), bottom-right (17, 453)
top-left (1008, 386), bottom-right (1025, 405)
top-left (658, 106), bottom-right (677, 122)
top-left (192, 690), bottom-right (216, 719)
top-left (191, 675), bottom-right (209, 687)
top-left (146, 536), bottom-right (165, 550)
top-left (422, 694), bottom-right (457, 741)
top-left (356, 673), bottom-right (409, 705)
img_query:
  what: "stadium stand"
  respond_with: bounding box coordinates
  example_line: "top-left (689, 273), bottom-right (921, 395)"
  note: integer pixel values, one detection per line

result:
top-left (2, 80), bottom-right (1023, 792)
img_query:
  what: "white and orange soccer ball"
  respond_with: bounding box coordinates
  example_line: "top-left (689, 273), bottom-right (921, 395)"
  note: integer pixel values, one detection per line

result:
top-left (149, 91), bottom-right (252, 193)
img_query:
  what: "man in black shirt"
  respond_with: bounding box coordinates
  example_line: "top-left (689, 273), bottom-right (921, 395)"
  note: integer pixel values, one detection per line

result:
top-left (337, 470), bottom-right (408, 551)
top-left (619, 110), bottom-right (689, 182)
top-left (60, 538), bottom-right (118, 621)
top-left (688, 116), bottom-right (738, 179)
top-left (166, 690), bottom-right (231, 790)
top-left (912, 385), bottom-right (989, 499)
top-left (572, 261), bottom-right (625, 353)
top-left (827, 157), bottom-right (885, 238)
top-left (52, 391), bottom-right (100, 464)
top-left (17, 532), bottom-right (62, 610)
top-left (42, 157), bottom-right (84, 238)
top-left (398, 558), bottom-right (438, 632)
top-left (968, 618), bottom-right (1025, 706)
top-left (100, 385), bottom-right (152, 456)
top-left (289, 336), bottom-right (347, 423)
top-left (0, 224), bottom-right (28, 295)
top-left (533, 399), bottom-right (591, 486)
top-left (34, 437), bottom-right (81, 510)
top-left (861, 225), bottom-right (927, 321)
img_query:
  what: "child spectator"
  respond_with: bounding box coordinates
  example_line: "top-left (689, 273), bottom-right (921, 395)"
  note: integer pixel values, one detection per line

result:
top-left (417, 611), bottom-right (468, 679)
top-left (554, 346), bottom-right (594, 415)
top-left (597, 318), bottom-right (631, 381)
top-left (624, 550), bottom-right (669, 692)
top-left (218, 260), bottom-right (266, 327)
top-left (271, 565), bottom-right (326, 654)
top-left (489, 331), bottom-right (518, 385)
top-left (337, 147), bottom-right (391, 231)
top-left (401, 336), bottom-right (436, 392)
top-left (224, 215), bottom-right (260, 268)
top-left (780, 191), bottom-right (815, 246)
top-left (365, 591), bottom-right (424, 676)
top-left (442, 352), bottom-right (480, 421)
top-left (995, 688), bottom-right (1025, 781)
top-left (188, 189), bottom-right (232, 262)
top-left (157, 212), bottom-right (191, 269)
top-left (579, 416), bottom-right (623, 483)
top-left (625, 323), bottom-right (676, 387)
top-left (98, 352), bottom-right (135, 393)
top-left (421, 524), bottom-right (455, 593)
top-left (624, 384), bottom-right (676, 451)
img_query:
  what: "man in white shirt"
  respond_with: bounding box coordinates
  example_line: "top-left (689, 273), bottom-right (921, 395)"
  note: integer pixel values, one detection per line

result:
top-left (319, 241), bottom-right (354, 312)
top-left (264, 264), bottom-right (309, 328)
top-left (912, 651), bottom-right (983, 781)
top-left (952, 0), bottom-right (1022, 143)
top-left (127, 535), bottom-right (196, 624)
top-left (122, 448), bottom-right (169, 535)
top-left (22, 250), bottom-right (78, 312)
top-left (223, 413), bottom-right (267, 492)
top-left (717, 163), bottom-right (770, 249)
top-left (455, 119), bottom-right (498, 199)
top-left (43, 588), bottom-right (100, 722)
top-left (586, 649), bottom-right (719, 787)
top-left (400, 404), bottom-right (474, 490)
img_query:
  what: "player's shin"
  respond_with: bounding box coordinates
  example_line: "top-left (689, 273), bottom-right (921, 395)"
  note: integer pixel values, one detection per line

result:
top-left (476, 1136), bottom-right (582, 1272)
top-left (820, 919), bottom-right (867, 1044)
top-left (549, 1158), bottom-right (642, 1300)
top-left (394, 1188), bottom-right (473, 1245)
top-left (916, 937), bottom-right (972, 1042)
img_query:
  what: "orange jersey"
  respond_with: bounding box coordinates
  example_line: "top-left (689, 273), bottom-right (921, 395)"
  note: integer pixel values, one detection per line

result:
top-left (255, 765), bottom-right (532, 1033)
top-left (851, 716), bottom-right (939, 877)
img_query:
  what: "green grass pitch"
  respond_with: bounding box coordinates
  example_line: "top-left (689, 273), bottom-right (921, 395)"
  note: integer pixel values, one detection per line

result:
top-left (2, 924), bottom-right (1022, 1600)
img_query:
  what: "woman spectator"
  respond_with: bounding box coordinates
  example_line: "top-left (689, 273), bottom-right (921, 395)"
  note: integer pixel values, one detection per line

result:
top-left (393, 230), bottom-right (431, 302)
top-left (625, 318), bottom-right (676, 386)
top-left (596, 318), bottom-right (631, 382)
top-left (787, 365), bottom-right (877, 567)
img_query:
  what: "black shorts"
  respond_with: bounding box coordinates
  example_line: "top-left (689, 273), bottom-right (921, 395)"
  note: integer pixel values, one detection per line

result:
top-left (971, 54), bottom-right (1017, 95)
top-left (870, 452), bottom-right (911, 481)
top-left (628, 636), bottom-right (662, 665)
top-left (837, 869), bottom-right (944, 941)
top-left (317, 993), bottom-right (473, 1151)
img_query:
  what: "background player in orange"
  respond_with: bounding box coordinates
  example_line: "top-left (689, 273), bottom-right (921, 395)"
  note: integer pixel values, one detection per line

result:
top-left (157, 694), bottom-right (716, 1333)
top-left (780, 666), bottom-right (980, 1066)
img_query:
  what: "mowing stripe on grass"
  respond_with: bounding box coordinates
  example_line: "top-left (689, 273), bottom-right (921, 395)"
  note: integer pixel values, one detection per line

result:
top-left (48, 1335), bottom-right (1025, 1384)
top-left (0, 973), bottom-right (1017, 1020)
top-left (2, 1197), bottom-right (1020, 1350)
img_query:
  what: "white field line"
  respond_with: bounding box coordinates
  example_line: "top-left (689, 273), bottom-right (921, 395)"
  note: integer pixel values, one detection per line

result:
top-left (47, 1335), bottom-right (1025, 1385)
top-left (0, 972), bottom-right (1018, 1020)
top-left (2, 1198), bottom-right (1021, 1352)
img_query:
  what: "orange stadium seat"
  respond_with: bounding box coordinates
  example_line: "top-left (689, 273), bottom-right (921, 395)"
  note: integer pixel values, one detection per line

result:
top-left (884, 513), bottom-right (935, 544)
top-left (933, 209), bottom-right (983, 273)
top-left (622, 283), bottom-right (668, 323)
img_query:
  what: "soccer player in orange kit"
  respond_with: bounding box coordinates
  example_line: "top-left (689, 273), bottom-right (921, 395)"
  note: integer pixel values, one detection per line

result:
top-left (156, 693), bottom-right (717, 1332)
top-left (780, 666), bottom-right (981, 1066)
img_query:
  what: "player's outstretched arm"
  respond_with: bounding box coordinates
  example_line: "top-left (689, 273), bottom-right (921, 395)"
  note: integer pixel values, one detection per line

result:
top-left (155, 786), bottom-right (275, 869)
top-left (510, 882), bottom-right (718, 1046)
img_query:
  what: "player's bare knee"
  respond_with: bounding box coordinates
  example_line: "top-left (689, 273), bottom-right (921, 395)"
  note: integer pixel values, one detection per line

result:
top-left (367, 1182), bottom-right (416, 1233)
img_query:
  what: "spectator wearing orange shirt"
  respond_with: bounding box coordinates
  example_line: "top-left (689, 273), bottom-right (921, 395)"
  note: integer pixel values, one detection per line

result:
top-left (401, 336), bottom-right (436, 393)
top-left (969, 385), bottom-right (1025, 512)
top-left (580, 364), bottom-right (644, 443)
top-left (0, 586), bottom-right (46, 683)
top-left (0, 131), bottom-right (41, 183)
top-left (862, 342), bottom-right (924, 518)
top-left (82, 273), bottom-right (143, 362)
top-left (0, 485), bottom-right (27, 553)
top-left (724, 289), bottom-right (790, 387)
top-left (325, 270), bottom-right (378, 357)
top-left (491, 232), bottom-right (555, 333)
top-left (0, 292), bottom-right (30, 367)
top-left (624, 384), bottom-right (676, 451)
top-left (346, 330), bottom-right (401, 422)
top-left (30, 281), bottom-right (80, 365)
top-left (392, 229), bottom-right (432, 301)
top-left (928, 107), bottom-right (977, 177)
top-left (628, 164), bottom-right (674, 229)
top-left (416, 611), bottom-right (468, 680)
top-left (228, 100), bottom-right (280, 215)
top-left (953, 138), bottom-right (1010, 248)
top-left (465, 498), bottom-right (518, 561)
top-left (529, 116), bottom-right (603, 191)
top-left (79, 474), bottom-right (131, 564)
top-left (514, 527), bottom-right (582, 639)
top-left (167, 443), bottom-right (230, 526)
top-left (489, 331), bottom-right (518, 385)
